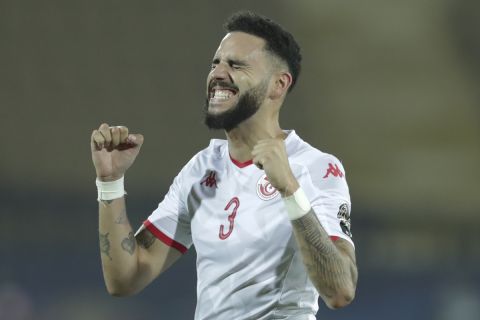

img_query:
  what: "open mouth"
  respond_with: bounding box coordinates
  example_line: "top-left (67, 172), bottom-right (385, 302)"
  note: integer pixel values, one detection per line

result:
top-left (209, 86), bottom-right (239, 104)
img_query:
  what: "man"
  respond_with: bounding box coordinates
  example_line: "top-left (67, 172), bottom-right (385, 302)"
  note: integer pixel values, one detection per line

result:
top-left (91, 11), bottom-right (357, 320)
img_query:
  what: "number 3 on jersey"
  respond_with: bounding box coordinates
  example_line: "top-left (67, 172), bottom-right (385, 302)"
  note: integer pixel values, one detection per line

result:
top-left (219, 197), bottom-right (240, 240)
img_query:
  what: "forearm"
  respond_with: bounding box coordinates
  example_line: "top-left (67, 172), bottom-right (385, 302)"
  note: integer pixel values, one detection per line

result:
top-left (290, 210), bottom-right (357, 308)
top-left (98, 197), bottom-right (139, 295)
top-left (250, 137), bottom-right (357, 307)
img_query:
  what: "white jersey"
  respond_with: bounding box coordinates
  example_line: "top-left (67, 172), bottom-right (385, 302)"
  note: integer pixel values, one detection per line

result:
top-left (141, 130), bottom-right (354, 320)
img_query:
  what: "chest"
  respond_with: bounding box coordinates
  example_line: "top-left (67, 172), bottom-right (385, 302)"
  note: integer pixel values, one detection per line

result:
top-left (187, 168), bottom-right (294, 260)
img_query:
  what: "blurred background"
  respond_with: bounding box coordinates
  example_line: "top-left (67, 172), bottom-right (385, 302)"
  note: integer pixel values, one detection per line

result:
top-left (1, 0), bottom-right (479, 319)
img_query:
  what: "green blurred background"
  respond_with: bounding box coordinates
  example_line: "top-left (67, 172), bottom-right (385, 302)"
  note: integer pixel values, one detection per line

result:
top-left (1, 0), bottom-right (479, 319)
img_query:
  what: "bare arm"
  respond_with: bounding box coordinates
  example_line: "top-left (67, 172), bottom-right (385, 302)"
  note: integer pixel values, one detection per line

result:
top-left (99, 197), bottom-right (182, 296)
top-left (92, 123), bottom-right (182, 296)
top-left (290, 210), bottom-right (357, 309)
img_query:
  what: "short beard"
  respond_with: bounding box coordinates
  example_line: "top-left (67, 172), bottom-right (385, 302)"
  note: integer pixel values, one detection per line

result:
top-left (204, 82), bottom-right (267, 132)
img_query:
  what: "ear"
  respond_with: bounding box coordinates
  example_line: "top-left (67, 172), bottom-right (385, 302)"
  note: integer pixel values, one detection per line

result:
top-left (269, 71), bottom-right (292, 100)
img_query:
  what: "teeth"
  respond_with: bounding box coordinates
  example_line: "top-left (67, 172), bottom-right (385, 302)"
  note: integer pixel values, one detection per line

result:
top-left (212, 90), bottom-right (233, 100)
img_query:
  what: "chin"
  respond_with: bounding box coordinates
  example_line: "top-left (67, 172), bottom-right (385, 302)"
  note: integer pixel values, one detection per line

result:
top-left (208, 102), bottom-right (235, 115)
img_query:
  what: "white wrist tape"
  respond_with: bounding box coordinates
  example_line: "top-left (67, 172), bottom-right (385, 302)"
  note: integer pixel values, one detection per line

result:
top-left (283, 187), bottom-right (311, 220)
top-left (96, 176), bottom-right (126, 201)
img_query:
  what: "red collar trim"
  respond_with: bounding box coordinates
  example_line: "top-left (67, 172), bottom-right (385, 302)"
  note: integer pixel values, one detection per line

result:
top-left (229, 154), bottom-right (253, 168)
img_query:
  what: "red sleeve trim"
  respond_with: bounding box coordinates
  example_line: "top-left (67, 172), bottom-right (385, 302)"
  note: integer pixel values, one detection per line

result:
top-left (143, 220), bottom-right (188, 254)
top-left (330, 236), bottom-right (340, 242)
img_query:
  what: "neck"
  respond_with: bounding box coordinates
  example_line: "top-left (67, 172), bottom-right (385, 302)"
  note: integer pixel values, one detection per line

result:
top-left (226, 110), bottom-right (285, 163)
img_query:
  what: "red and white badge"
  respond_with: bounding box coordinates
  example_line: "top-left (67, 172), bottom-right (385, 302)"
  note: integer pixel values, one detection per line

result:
top-left (256, 174), bottom-right (279, 201)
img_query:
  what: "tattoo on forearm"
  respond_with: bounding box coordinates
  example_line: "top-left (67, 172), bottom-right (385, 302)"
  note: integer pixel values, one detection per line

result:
top-left (99, 232), bottom-right (112, 260)
top-left (291, 210), bottom-right (355, 298)
top-left (136, 230), bottom-right (156, 249)
top-left (100, 199), bottom-right (114, 206)
top-left (114, 209), bottom-right (128, 225)
top-left (121, 231), bottom-right (136, 255)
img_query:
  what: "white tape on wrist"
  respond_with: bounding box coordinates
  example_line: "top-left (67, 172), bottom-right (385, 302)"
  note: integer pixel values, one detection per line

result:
top-left (96, 176), bottom-right (126, 201)
top-left (283, 187), bottom-right (311, 220)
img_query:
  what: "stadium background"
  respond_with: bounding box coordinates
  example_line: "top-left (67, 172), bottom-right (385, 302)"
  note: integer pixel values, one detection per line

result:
top-left (1, 0), bottom-right (479, 319)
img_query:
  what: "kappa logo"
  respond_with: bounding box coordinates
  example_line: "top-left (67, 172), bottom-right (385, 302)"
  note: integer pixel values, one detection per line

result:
top-left (323, 163), bottom-right (344, 179)
top-left (256, 174), bottom-right (279, 201)
top-left (201, 171), bottom-right (218, 188)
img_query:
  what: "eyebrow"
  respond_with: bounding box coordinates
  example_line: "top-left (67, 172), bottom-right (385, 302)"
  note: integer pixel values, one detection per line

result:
top-left (212, 57), bottom-right (248, 66)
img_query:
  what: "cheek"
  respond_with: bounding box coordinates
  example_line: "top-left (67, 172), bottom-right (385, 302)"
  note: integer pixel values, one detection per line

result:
top-left (206, 73), bottom-right (213, 87)
top-left (233, 75), bottom-right (257, 92)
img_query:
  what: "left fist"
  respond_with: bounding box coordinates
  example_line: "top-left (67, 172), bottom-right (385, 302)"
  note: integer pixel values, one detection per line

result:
top-left (252, 138), bottom-right (299, 197)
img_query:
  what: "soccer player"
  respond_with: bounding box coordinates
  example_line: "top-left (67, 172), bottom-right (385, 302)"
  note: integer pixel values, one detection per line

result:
top-left (91, 11), bottom-right (357, 320)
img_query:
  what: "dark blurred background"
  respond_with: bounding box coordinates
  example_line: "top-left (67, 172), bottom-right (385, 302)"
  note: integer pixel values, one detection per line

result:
top-left (1, 0), bottom-right (479, 319)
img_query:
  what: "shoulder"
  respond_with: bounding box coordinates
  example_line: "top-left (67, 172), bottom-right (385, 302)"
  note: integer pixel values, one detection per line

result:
top-left (288, 132), bottom-right (349, 191)
top-left (179, 138), bottom-right (227, 177)
top-left (288, 132), bottom-right (347, 176)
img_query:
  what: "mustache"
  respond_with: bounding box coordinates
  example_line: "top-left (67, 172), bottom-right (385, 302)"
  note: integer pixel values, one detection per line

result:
top-left (208, 80), bottom-right (239, 92)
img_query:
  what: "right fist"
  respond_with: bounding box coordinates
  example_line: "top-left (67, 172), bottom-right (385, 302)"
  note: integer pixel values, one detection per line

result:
top-left (91, 123), bottom-right (144, 181)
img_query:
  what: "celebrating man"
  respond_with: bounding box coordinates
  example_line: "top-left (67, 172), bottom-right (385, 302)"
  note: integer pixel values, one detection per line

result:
top-left (91, 11), bottom-right (357, 320)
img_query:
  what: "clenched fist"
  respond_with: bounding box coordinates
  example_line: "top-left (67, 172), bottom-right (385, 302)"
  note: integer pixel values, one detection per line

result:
top-left (91, 123), bottom-right (144, 181)
top-left (251, 138), bottom-right (299, 197)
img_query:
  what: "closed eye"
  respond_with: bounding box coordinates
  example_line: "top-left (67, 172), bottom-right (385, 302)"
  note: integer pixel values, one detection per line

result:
top-left (210, 58), bottom-right (247, 70)
top-left (228, 59), bottom-right (247, 69)
top-left (210, 58), bottom-right (220, 70)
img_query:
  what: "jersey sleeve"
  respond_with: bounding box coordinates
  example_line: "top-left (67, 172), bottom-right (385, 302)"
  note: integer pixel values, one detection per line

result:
top-left (302, 154), bottom-right (354, 248)
top-left (138, 163), bottom-right (193, 254)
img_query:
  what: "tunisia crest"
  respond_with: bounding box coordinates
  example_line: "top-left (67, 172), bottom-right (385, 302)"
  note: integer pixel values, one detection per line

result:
top-left (256, 174), bottom-right (279, 201)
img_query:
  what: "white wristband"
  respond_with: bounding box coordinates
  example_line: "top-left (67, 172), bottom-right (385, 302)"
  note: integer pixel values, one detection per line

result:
top-left (96, 176), bottom-right (126, 201)
top-left (283, 187), bottom-right (311, 220)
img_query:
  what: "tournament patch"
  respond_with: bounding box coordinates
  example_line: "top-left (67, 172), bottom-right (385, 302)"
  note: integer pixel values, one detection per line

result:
top-left (337, 203), bottom-right (352, 238)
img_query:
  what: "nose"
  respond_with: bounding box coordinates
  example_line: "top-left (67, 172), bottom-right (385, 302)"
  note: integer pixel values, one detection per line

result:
top-left (210, 63), bottom-right (232, 82)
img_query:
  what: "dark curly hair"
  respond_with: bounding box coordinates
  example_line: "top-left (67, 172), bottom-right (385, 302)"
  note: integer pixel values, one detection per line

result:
top-left (224, 11), bottom-right (302, 92)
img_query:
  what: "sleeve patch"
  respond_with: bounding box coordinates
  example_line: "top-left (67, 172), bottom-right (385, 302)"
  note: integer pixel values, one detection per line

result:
top-left (337, 203), bottom-right (352, 238)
